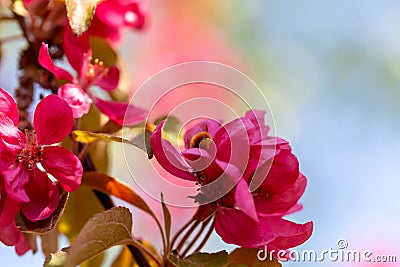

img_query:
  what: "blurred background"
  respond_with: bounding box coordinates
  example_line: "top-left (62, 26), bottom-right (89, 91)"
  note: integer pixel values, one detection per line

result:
top-left (1, 0), bottom-right (400, 266)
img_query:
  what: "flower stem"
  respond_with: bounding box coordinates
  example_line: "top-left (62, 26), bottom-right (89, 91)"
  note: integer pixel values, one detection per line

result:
top-left (181, 216), bottom-right (213, 257)
top-left (170, 218), bottom-right (195, 250)
top-left (192, 217), bottom-right (215, 254)
top-left (174, 220), bottom-right (201, 253)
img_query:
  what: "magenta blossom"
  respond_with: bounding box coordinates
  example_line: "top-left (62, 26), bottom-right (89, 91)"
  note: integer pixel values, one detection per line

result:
top-left (150, 110), bottom-right (313, 250)
top-left (39, 26), bottom-right (147, 125)
top-left (89, 0), bottom-right (148, 44)
top-left (0, 87), bottom-right (82, 222)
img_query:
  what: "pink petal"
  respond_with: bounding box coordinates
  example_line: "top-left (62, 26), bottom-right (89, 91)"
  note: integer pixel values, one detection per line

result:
top-left (41, 146), bottom-right (82, 192)
top-left (89, 17), bottom-right (121, 44)
top-left (0, 193), bottom-right (22, 229)
top-left (96, 0), bottom-right (147, 29)
top-left (38, 43), bottom-right (74, 82)
top-left (93, 97), bottom-right (147, 126)
top-left (3, 166), bottom-right (30, 203)
top-left (0, 86), bottom-right (19, 125)
top-left (150, 121), bottom-right (197, 181)
top-left (15, 235), bottom-right (30, 255)
top-left (63, 25), bottom-right (90, 72)
top-left (259, 147), bottom-right (299, 195)
top-left (245, 109), bottom-right (269, 143)
top-left (215, 207), bottom-right (275, 248)
top-left (58, 84), bottom-right (92, 119)
top-left (213, 117), bottom-right (253, 172)
top-left (0, 113), bottom-right (23, 148)
top-left (21, 168), bottom-right (59, 221)
top-left (183, 119), bottom-right (221, 149)
top-left (234, 178), bottom-right (258, 222)
top-left (94, 66), bottom-right (120, 91)
top-left (255, 173), bottom-right (307, 215)
top-left (181, 148), bottom-right (214, 173)
top-left (34, 94), bottom-right (74, 145)
top-left (0, 222), bottom-right (20, 246)
top-left (262, 217), bottom-right (313, 250)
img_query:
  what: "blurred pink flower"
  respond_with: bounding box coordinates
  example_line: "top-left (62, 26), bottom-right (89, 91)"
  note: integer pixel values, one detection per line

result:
top-left (39, 27), bottom-right (147, 125)
top-left (150, 110), bottom-right (313, 250)
top-left (0, 87), bottom-right (82, 222)
top-left (89, 0), bottom-right (148, 44)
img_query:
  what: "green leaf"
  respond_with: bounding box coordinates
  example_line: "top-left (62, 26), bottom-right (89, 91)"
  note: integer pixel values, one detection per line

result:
top-left (15, 189), bottom-right (68, 234)
top-left (161, 193), bottom-right (171, 250)
top-left (43, 247), bottom-right (69, 267)
top-left (169, 251), bottom-right (228, 267)
top-left (227, 248), bottom-right (282, 267)
top-left (64, 207), bottom-right (136, 267)
top-left (66, 0), bottom-right (97, 36)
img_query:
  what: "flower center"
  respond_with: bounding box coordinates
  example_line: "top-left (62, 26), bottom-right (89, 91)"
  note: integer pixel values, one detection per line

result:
top-left (86, 58), bottom-right (108, 81)
top-left (17, 130), bottom-right (43, 170)
top-left (189, 131), bottom-right (212, 148)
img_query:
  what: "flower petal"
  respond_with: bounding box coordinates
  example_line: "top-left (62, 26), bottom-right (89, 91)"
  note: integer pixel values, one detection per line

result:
top-left (234, 178), bottom-right (258, 222)
top-left (41, 146), bottom-right (82, 192)
top-left (0, 86), bottom-right (19, 125)
top-left (255, 173), bottom-right (307, 215)
top-left (58, 84), bottom-right (92, 119)
top-left (261, 217), bottom-right (313, 250)
top-left (34, 94), bottom-right (74, 145)
top-left (2, 165), bottom-right (30, 203)
top-left (0, 222), bottom-right (20, 246)
top-left (245, 109), bottom-right (269, 143)
top-left (21, 168), bottom-right (59, 221)
top-left (150, 121), bottom-right (197, 181)
top-left (93, 97), bottom-right (147, 126)
top-left (15, 235), bottom-right (30, 255)
top-left (94, 66), bottom-right (120, 91)
top-left (38, 43), bottom-right (75, 82)
top-left (0, 113), bottom-right (23, 148)
top-left (0, 193), bottom-right (22, 228)
top-left (215, 207), bottom-right (275, 248)
top-left (63, 25), bottom-right (90, 72)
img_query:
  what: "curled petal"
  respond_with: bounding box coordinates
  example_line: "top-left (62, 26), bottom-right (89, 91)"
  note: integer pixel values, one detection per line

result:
top-left (58, 84), bottom-right (92, 119)
top-left (34, 94), bottom-right (74, 145)
top-left (15, 235), bottom-right (30, 255)
top-left (234, 178), bottom-right (258, 222)
top-left (255, 173), bottom-right (307, 215)
top-left (0, 86), bottom-right (18, 125)
top-left (260, 148), bottom-right (299, 195)
top-left (21, 168), bottom-right (59, 221)
top-left (38, 43), bottom-right (75, 82)
top-left (245, 109), bottom-right (269, 143)
top-left (41, 146), bottom-right (82, 192)
top-left (215, 207), bottom-right (275, 248)
top-left (150, 121), bottom-right (197, 181)
top-left (93, 97), bottom-right (147, 126)
top-left (261, 217), bottom-right (313, 250)
top-left (94, 66), bottom-right (120, 91)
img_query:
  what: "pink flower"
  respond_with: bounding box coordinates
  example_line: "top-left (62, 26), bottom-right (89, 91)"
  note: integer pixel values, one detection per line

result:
top-left (0, 87), bottom-right (82, 222)
top-left (0, 177), bottom-right (30, 255)
top-left (89, 0), bottom-right (148, 44)
top-left (39, 27), bottom-right (147, 125)
top-left (150, 110), bottom-right (313, 250)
